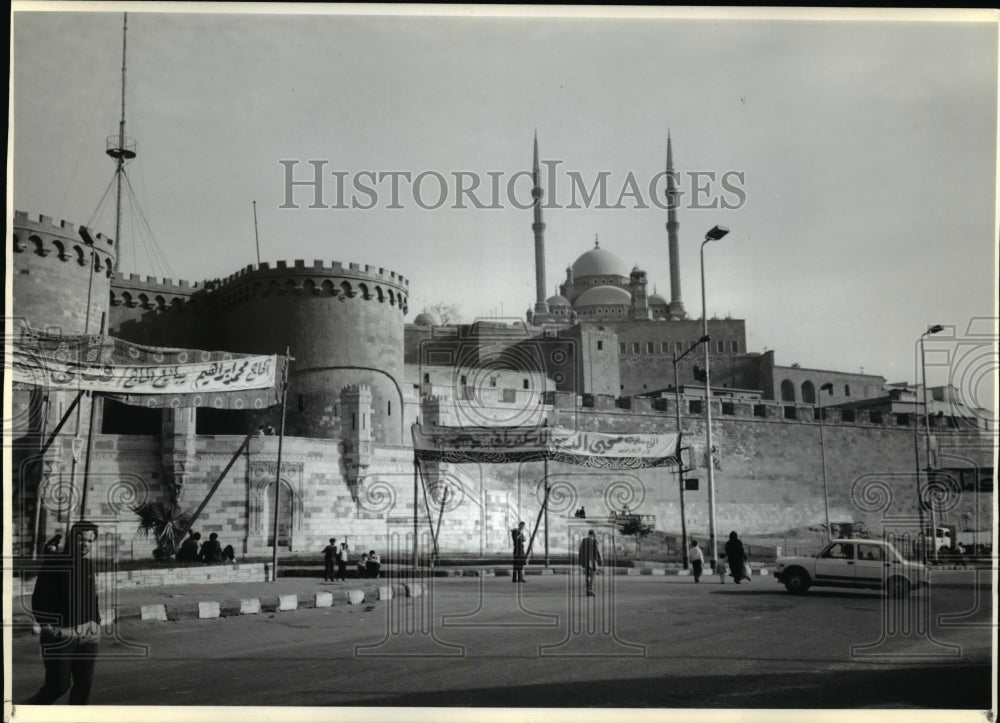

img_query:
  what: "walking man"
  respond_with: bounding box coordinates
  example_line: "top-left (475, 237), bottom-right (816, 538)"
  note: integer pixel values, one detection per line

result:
top-left (28, 521), bottom-right (102, 704)
top-left (579, 529), bottom-right (603, 596)
top-left (511, 521), bottom-right (527, 583)
top-left (689, 539), bottom-right (704, 583)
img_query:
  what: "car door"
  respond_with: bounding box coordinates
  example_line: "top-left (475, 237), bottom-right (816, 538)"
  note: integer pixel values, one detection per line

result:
top-left (814, 542), bottom-right (856, 585)
top-left (853, 543), bottom-right (887, 587)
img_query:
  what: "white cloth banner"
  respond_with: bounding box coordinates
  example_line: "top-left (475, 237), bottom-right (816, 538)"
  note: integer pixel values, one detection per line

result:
top-left (12, 353), bottom-right (277, 395)
top-left (412, 424), bottom-right (680, 469)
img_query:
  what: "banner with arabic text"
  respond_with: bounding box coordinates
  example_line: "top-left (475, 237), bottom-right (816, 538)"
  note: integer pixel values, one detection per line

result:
top-left (11, 327), bottom-right (282, 409)
top-left (412, 423), bottom-right (679, 469)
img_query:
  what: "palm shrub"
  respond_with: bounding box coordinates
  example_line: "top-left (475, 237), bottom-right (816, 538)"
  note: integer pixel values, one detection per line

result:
top-left (132, 502), bottom-right (193, 560)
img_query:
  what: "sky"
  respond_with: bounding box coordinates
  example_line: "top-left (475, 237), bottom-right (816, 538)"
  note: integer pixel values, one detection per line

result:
top-left (9, 6), bottom-right (999, 413)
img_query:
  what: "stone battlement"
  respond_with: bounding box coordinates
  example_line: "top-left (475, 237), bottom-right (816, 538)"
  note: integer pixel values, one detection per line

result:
top-left (217, 260), bottom-right (409, 289)
top-left (13, 210), bottom-right (116, 249)
top-left (114, 273), bottom-right (205, 291)
top-left (207, 260), bottom-right (409, 314)
top-left (544, 390), bottom-right (984, 433)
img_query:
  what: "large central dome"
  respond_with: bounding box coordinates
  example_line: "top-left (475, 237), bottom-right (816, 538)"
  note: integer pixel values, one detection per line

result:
top-left (571, 241), bottom-right (627, 279)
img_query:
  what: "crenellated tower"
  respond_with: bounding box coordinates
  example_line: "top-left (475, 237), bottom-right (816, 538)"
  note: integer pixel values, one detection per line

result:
top-left (12, 211), bottom-right (117, 334)
top-left (209, 259), bottom-right (409, 445)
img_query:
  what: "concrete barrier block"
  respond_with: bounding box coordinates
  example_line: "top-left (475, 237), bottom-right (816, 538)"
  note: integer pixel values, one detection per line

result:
top-left (315, 592), bottom-right (333, 608)
top-left (240, 598), bottom-right (261, 615)
top-left (100, 607), bottom-right (116, 624)
top-left (405, 583), bottom-right (424, 598)
top-left (278, 594), bottom-right (298, 611)
top-left (345, 589), bottom-right (365, 605)
top-left (296, 595), bottom-right (316, 609)
top-left (198, 602), bottom-right (220, 619)
top-left (758, 568), bottom-right (769, 576)
top-left (140, 604), bottom-right (167, 622)
top-left (377, 586), bottom-right (393, 600)
top-left (676, 569), bottom-right (691, 576)
top-left (646, 569), bottom-right (666, 576)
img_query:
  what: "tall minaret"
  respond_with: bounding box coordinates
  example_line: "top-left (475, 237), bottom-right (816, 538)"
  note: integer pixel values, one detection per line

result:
top-left (665, 132), bottom-right (686, 319)
top-left (532, 132), bottom-right (549, 315)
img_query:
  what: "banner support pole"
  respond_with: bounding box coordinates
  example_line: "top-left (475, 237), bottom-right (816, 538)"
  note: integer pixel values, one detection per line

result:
top-left (270, 347), bottom-right (290, 582)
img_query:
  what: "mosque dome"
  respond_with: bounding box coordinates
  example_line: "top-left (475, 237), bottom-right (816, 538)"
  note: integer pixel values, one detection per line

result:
top-left (546, 294), bottom-right (571, 307)
top-left (571, 241), bottom-right (628, 279)
top-left (413, 312), bottom-right (438, 326)
top-left (573, 285), bottom-right (632, 307)
top-left (648, 292), bottom-right (669, 306)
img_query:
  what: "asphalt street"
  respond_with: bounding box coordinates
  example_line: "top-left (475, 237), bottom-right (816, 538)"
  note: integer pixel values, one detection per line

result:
top-left (10, 571), bottom-right (993, 710)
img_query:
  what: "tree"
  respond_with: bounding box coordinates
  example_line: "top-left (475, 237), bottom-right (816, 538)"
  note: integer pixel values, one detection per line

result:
top-left (619, 515), bottom-right (653, 557)
top-left (132, 502), bottom-right (193, 560)
top-left (425, 302), bottom-right (461, 326)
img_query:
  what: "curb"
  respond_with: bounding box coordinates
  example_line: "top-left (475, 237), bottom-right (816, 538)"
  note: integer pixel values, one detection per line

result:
top-left (10, 568), bottom-right (775, 634)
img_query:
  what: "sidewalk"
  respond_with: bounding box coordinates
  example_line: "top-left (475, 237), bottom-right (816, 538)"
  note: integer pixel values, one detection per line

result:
top-left (9, 564), bottom-right (769, 634)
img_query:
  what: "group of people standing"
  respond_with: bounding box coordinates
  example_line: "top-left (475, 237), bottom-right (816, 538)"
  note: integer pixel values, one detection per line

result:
top-left (688, 531), bottom-right (752, 584)
top-left (322, 538), bottom-right (381, 581)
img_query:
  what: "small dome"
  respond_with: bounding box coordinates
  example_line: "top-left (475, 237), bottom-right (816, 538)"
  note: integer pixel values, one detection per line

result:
top-left (648, 293), bottom-right (669, 306)
top-left (571, 242), bottom-right (628, 279)
top-left (546, 294), bottom-right (571, 307)
top-left (413, 312), bottom-right (438, 326)
top-left (574, 285), bottom-right (632, 307)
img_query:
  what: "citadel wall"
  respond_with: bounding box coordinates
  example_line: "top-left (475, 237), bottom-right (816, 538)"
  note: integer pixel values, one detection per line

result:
top-left (110, 274), bottom-right (213, 348)
top-left (38, 390), bottom-right (988, 561)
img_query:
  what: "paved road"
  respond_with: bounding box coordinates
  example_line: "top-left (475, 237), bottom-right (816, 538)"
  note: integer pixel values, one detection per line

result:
top-left (10, 572), bottom-right (993, 709)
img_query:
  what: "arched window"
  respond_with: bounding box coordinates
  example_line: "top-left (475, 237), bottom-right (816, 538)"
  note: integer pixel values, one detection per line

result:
top-left (801, 381), bottom-right (816, 404)
top-left (780, 379), bottom-right (796, 402)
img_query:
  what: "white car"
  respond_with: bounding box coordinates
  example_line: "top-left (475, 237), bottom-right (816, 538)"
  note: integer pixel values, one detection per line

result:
top-left (774, 539), bottom-right (928, 597)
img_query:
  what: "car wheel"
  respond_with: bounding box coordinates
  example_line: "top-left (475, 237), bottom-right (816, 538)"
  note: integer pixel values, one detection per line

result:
top-left (887, 576), bottom-right (911, 598)
top-left (784, 570), bottom-right (810, 594)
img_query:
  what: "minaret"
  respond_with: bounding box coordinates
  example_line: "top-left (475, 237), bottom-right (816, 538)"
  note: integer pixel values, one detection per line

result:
top-left (532, 132), bottom-right (549, 316)
top-left (665, 132), bottom-right (686, 319)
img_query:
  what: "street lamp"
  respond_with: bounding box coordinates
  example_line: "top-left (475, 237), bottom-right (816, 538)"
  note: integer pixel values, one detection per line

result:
top-left (818, 382), bottom-right (833, 540)
top-left (700, 225), bottom-right (729, 566)
top-left (920, 324), bottom-right (944, 561)
top-left (672, 334), bottom-right (711, 569)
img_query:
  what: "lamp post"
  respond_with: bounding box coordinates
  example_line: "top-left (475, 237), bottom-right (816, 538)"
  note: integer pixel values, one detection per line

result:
top-left (673, 334), bottom-right (711, 569)
top-left (920, 324), bottom-right (944, 561)
top-left (700, 225), bottom-right (729, 565)
top-left (818, 382), bottom-right (833, 540)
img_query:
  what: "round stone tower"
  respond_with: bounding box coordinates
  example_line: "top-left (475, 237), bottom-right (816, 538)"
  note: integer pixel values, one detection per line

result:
top-left (209, 259), bottom-right (408, 445)
top-left (12, 211), bottom-right (116, 333)
top-left (11, 211), bottom-right (117, 555)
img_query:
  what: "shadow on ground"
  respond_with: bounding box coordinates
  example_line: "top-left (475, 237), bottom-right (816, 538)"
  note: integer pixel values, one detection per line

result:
top-left (348, 663), bottom-right (991, 709)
